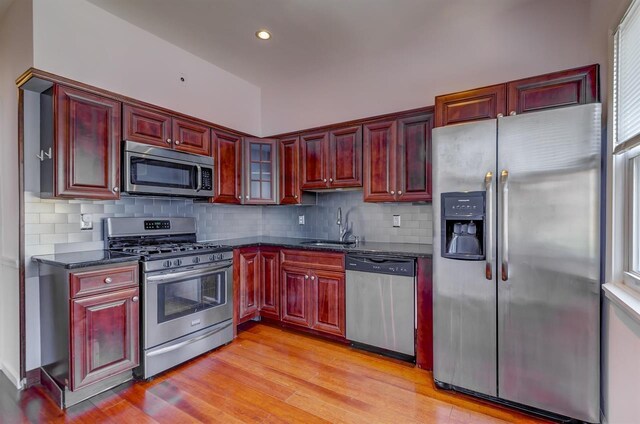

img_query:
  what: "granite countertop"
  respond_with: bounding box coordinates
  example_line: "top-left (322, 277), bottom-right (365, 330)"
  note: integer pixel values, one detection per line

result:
top-left (32, 250), bottom-right (141, 270)
top-left (208, 236), bottom-right (433, 258)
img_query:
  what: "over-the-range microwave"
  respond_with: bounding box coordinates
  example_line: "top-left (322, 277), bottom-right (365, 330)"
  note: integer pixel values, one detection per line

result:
top-left (123, 140), bottom-right (214, 198)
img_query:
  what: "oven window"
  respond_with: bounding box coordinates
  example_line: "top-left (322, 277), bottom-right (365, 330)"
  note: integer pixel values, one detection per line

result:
top-left (157, 272), bottom-right (226, 323)
top-left (131, 157), bottom-right (197, 189)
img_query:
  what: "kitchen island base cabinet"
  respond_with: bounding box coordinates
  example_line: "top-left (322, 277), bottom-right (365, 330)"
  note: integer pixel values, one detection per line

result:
top-left (37, 262), bottom-right (140, 408)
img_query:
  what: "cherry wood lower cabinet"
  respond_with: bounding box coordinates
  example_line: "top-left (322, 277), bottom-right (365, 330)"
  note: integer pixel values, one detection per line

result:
top-left (310, 270), bottom-right (345, 337)
top-left (37, 262), bottom-right (140, 408)
top-left (236, 248), bottom-right (261, 323)
top-left (235, 247), bottom-right (282, 325)
top-left (280, 266), bottom-right (313, 327)
top-left (259, 249), bottom-right (281, 319)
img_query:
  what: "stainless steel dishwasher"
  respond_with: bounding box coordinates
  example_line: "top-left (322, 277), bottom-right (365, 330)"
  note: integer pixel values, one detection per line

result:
top-left (345, 254), bottom-right (416, 360)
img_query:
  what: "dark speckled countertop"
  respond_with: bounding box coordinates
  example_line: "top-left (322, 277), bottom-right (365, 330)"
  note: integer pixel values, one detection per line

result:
top-left (32, 250), bottom-right (141, 269)
top-left (205, 236), bottom-right (433, 258)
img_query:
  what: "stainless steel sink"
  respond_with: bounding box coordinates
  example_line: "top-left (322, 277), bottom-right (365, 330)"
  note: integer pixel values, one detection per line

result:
top-left (300, 240), bottom-right (356, 248)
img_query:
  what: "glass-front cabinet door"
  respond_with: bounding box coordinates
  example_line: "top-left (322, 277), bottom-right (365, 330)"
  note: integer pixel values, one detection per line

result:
top-left (244, 138), bottom-right (278, 204)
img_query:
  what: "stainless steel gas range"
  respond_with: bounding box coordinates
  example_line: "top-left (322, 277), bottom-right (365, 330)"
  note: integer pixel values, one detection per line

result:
top-left (104, 217), bottom-right (233, 379)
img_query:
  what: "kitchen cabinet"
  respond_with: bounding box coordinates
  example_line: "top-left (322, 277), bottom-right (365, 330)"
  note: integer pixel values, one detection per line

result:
top-left (280, 249), bottom-right (346, 337)
top-left (212, 130), bottom-right (242, 204)
top-left (300, 127), bottom-right (362, 190)
top-left (244, 138), bottom-right (278, 204)
top-left (435, 64), bottom-right (599, 127)
top-left (41, 85), bottom-right (122, 200)
top-left (123, 104), bottom-right (211, 156)
top-left (279, 136), bottom-right (301, 204)
top-left (236, 248), bottom-right (260, 323)
top-left (38, 262), bottom-right (139, 407)
top-left (259, 249), bottom-right (281, 320)
top-left (363, 113), bottom-right (433, 203)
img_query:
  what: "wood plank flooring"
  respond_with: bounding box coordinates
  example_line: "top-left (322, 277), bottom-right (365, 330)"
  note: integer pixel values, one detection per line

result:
top-left (1, 323), bottom-right (550, 423)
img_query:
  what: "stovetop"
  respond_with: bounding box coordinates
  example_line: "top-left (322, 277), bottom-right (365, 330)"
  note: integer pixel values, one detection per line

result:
top-left (117, 242), bottom-right (230, 258)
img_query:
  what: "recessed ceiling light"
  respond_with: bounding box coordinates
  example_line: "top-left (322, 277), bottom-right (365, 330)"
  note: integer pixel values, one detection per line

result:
top-left (255, 30), bottom-right (271, 40)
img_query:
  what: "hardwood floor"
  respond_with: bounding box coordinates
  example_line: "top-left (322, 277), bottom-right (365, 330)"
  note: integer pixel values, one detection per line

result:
top-left (1, 323), bottom-right (550, 423)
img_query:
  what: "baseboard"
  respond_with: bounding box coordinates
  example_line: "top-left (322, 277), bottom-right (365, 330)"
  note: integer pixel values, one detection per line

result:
top-left (0, 361), bottom-right (23, 389)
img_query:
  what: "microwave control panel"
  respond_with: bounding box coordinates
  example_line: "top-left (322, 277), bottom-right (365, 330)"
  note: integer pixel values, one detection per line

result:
top-left (201, 168), bottom-right (213, 191)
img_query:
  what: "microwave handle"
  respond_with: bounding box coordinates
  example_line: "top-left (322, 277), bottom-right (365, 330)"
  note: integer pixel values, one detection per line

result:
top-left (196, 164), bottom-right (202, 192)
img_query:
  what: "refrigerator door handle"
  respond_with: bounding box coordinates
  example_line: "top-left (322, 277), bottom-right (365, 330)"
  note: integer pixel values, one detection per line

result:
top-left (500, 169), bottom-right (509, 281)
top-left (484, 171), bottom-right (493, 280)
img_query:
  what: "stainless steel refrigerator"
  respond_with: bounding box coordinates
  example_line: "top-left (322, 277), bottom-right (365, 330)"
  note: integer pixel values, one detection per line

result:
top-left (432, 103), bottom-right (601, 423)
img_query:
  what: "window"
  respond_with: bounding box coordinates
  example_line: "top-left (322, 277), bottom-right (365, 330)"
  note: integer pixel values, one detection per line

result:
top-left (614, 0), bottom-right (640, 292)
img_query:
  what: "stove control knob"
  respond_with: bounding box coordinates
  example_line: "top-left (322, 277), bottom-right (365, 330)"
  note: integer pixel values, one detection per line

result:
top-left (209, 255), bottom-right (215, 261)
top-left (163, 260), bottom-right (172, 268)
top-left (192, 257), bottom-right (200, 264)
top-left (173, 259), bottom-right (182, 267)
top-left (217, 253), bottom-right (224, 260)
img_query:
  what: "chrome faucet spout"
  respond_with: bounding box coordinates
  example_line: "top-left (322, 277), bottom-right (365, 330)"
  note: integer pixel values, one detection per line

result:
top-left (337, 207), bottom-right (348, 242)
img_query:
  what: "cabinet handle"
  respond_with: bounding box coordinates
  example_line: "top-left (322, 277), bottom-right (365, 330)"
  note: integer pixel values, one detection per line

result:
top-left (294, 195), bottom-right (298, 199)
top-left (166, 138), bottom-right (172, 144)
top-left (112, 186), bottom-right (119, 193)
top-left (329, 178), bottom-right (333, 183)
top-left (497, 113), bottom-right (504, 118)
top-left (245, 195), bottom-right (250, 199)
top-left (390, 190), bottom-right (395, 195)
top-left (509, 111), bottom-right (517, 116)
top-left (132, 296), bottom-right (139, 303)
top-left (398, 190), bottom-right (402, 195)
top-left (104, 277), bottom-right (112, 284)
top-left (175, 140), bottom-right (181, 145)
top-left (323, 178), bottom-right (327, 183)
top-left (311, 276), bottom-right (315, 280)
top-left (305, 275), bottom-right (309, 280)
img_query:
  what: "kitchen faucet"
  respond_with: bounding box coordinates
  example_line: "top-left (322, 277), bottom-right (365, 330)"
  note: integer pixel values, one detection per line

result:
top-left (337, 207), bottom-right (348, 242)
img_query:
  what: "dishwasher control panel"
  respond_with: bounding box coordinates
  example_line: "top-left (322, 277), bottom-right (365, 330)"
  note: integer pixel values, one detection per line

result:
top-left (345, 255), bottom-right (415, 277)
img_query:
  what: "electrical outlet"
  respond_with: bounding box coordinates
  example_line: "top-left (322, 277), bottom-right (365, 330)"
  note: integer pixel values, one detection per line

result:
top-left (80, 214), bottom-right (93, 230)
top-left (298, 215), bottom-right (305, 225)
top-left (393, 215), bottom-right (401, 227)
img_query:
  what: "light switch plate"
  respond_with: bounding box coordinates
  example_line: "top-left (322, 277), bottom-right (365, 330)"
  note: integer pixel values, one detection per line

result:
top-left (80, 214), bottom-right (93, 230)
top-left (393, 215), bottom-right (401, 227)
top-left (298, 215), bottom-right (305, 225)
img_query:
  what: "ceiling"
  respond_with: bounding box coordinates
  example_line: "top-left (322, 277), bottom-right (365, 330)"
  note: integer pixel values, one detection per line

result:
top-left (86, 0), bottom-right (487, 89)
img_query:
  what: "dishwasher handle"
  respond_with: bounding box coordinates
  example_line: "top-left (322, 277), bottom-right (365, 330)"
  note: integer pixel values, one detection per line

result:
top-left (345, 255), bottom-right (415, 277)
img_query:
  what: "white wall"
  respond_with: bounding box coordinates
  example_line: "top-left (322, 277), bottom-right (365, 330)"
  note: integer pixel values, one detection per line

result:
top-left (260, 0), bottom-right (599, 135)
top-left (31, 0), bottom-right (261, 136)
top-left (0, 0), bottom-right (33, 388)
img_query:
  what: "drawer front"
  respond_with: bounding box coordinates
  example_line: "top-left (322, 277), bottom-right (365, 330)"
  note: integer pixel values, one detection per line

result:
top-left (70, 264), bottom-right (139, 298)
top-left (280, 249), bottom-right (344, 272)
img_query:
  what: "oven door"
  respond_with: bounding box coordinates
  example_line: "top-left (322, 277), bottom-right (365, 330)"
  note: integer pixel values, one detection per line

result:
top-left (144, 261), bottom-right (233, 349)
top-left (124, 148), bottom-right (214, 197)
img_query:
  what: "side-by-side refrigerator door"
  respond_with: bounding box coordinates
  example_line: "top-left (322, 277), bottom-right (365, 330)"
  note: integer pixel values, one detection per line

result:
top-left (432, 119), bottom-right (498, 397)
top-left (496, 104), bottom-right (601, 423)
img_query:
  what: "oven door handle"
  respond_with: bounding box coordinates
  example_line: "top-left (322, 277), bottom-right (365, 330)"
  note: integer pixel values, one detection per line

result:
top-left (196, 164), bottom-right (202, 192)
top-left (146, 261), bottom-right (232, 284)
top-left (146, 320), bottom-right (233, 358)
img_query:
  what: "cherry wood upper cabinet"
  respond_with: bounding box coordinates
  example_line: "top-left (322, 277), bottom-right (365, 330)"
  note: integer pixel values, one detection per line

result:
top-left (211, 130), bottom-right (242, 204)
top-left (506, 64), bottom-right (599, 115)
top-left (70, 286), bottom-right (139, 391)
top-left (434, 84), bottom-right (507, 128)
top-left (53, 85), bottom-right (121, 200)
top-left (237, 248), bottom-right (260, 324)
top-left (123, 104), bottom-right (172, 148)
top-left (259, 249), bottom-right (280, 320)
top-left (172, 117), bottom-right (211, 156)
top-left (363, 120), bottom-right (397, 202)
top-left (300, 131), bottom-right (329, 189)
top-left (281, 266), bottom-right (312, 328)
top-left (397, 114), bottom-right (433, 202)
top-left (329, 126), bottom-right (362, 188)
top-left (279, 136), bottom-right (301, 204)
top-left (244, 138), bottom-right (278, 205)
top-left (123, 104), bottom-right (210, 155)
top-left (310, 270), bottom-right (345, 337)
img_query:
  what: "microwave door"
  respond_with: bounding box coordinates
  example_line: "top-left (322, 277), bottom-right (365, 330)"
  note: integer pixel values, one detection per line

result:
top-left (125, 152), bottom-right (203, 197)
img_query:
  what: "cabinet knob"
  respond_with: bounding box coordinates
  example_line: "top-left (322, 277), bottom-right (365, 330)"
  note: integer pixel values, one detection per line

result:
top-left (294, 194), bottom-right (298, 199)
top-left (246, 195), bottom-right (250, 199)
top-left (497, 113), bottom-right (504, 118)
top-left (323, 178), bottom-right (327, 182)
top-left (509, 111), bottom-right (517, 116)
top-left (398, 190), bottom-right (402, 195)
top-left (132, 296), bottom-right (139, 303)
top-left (175, 140), bottom-right (181, 145)
top-left (329, 178), bottom-right (333, 183)
top-left (104, 277), bottom-right (112, 284)
top-left (112, 186), bottom-right (119, 193)
top-left (311, 276), bottom-right (315, 280)
top-left (166, 138), bottom-right (172, 144)
top-left (390, 190), bottom-right (395, 195)
top-left (305, 275), bottom-right (309, 280)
